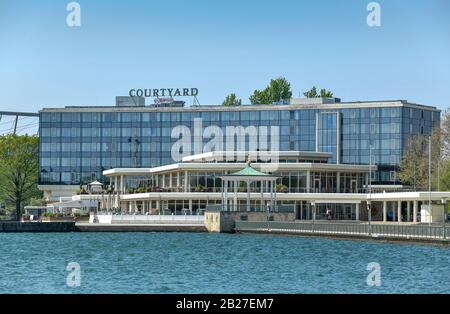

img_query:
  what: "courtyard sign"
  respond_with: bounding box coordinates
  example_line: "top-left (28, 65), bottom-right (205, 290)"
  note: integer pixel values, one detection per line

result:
top-left (129, 88), bottom-right (199, 98)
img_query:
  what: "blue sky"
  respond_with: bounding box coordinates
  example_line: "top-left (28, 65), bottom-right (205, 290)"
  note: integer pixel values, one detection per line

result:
top-left (0, 0), bottom-right (449, 112)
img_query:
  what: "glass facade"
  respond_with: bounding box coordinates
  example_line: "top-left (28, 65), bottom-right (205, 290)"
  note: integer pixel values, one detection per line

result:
top-left (39, 103), bottom-right (439, 186)
top-left (317, 112), bottom-right (339, 163)
top-left (114, 169), bottom-right (366, 194)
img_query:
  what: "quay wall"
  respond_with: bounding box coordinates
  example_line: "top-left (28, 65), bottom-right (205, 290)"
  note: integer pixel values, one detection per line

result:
top-left (76, 223), bottom-right (207, 232)
top-left (0, 221), bottom-right (77, 232)
top-left (205, 211), bottom-right (295, 232)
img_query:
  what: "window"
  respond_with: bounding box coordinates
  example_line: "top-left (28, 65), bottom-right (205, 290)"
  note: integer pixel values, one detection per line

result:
top-left (82, 128), bottom-right (91, 137)
top-left (370, 124), bottom-right (378, 134)
top-left (390, 123), bottom-right (399, 133)
top-left (389, 171), bottom-right (397, 182)
top-left (370, 108), bottom-right (378, 118)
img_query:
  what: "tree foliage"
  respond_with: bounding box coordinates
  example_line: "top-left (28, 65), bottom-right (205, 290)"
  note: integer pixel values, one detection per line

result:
top-left (398, 134), bottom-right (430, 190)
top-left (303, 86), bottom-right (334, 98)
top-left (249, 77), bottom-right (292, 105)
top-left (0, 135), bottom-right (41, 220)
top-left (398, 122), bottom-right (447, 191)
top-left (440, 160), bottom-right (450, 191)
top-left (222, 93), bottom-right (242, 106)
top-left (440, 109), bottom-right (450, 160)
top-left (320, 89), bottom-right (334, 98)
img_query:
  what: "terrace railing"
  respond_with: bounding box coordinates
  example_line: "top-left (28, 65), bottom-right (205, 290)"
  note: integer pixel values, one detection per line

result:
top-left (235, 221), bottom-right (450, 240)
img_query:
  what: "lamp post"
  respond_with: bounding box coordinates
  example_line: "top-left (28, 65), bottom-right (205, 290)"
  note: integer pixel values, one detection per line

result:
top-left (368, 142), bottom-right (372, 236)
top-left (311, 201), bottom-right (316, 233)
top-left (367, 200), bottom-right (372, 236)
top-left (442, 197), bottom-right (447, 239)
top-left (429, 135), bottom-right (432, 227)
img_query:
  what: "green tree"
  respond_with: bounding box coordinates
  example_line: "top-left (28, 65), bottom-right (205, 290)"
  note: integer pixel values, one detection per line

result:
top-left (249, 89), bottom-right (270, 105)
top-left (320, 88), bottom-right (333, 98)
top-left (222, 93), bottom-right (242, 106)
top-left (303, 86), bottom-right (334, 98)
top-left (0, 135), bottom-right (41, 220)
top-left (398, 134), bottom-right (429, 190)
top-left (249, 77), bottom-right (292, 104)
top-left (439, 160), bottom-right (450, 191)
top-left (398, 127), bottom-right (441, 190)
top-left (303, 86), bottom-right (318, 98)
top-left (440, 109), bottom-right (450, 160)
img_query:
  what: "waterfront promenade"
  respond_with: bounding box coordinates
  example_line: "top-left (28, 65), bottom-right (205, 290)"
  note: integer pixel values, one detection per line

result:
top-left (235, 220), bottom-right (450, 244)
top-left (3, 214), bottom-right (450, 245)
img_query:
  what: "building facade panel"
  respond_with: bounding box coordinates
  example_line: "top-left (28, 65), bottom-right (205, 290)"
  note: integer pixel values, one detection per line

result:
top-left (38, 101), bottom-right (439, 186)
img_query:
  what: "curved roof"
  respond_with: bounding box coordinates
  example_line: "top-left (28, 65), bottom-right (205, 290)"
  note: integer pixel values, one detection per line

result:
top-left (220, 160), bottom-right (279, 181)
top-left (231, 165), bottom-right (270, 177)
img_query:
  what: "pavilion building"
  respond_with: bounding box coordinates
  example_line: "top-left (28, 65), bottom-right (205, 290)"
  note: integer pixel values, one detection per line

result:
top-left (81, 150), bottom-right (449, 223)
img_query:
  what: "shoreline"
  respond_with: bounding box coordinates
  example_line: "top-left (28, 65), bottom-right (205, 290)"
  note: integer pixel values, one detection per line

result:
top-left (1, 221), bottom-right (450, 246)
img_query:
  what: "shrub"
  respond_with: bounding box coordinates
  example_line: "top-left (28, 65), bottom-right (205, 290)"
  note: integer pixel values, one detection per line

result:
top-left (194, 184), bottom-right (205, 192)
top-left (276, 184), bottom-right (288, 193)
top-left (42, 212), bottom-right (64, 218)
top-left (136, 187), bottom-right (146, 193)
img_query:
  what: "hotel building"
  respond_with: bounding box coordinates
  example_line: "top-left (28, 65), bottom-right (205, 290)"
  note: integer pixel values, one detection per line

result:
top-left (38, 97), bottom-right (440, 201)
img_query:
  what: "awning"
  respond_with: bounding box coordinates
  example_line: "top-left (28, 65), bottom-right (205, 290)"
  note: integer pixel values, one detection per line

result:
top-left (48, 199), bottom-right (98, 208)
top-left (88, 180), bottom-right (103, 186)
top-left (314, 200), bottom-right (361, 204)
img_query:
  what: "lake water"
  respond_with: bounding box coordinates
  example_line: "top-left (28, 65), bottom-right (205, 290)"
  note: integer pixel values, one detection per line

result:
top-left (0, 232), bottom-right (449, 293)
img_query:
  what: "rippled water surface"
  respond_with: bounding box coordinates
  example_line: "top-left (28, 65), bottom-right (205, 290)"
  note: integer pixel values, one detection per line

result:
top-left (0, 232), bottom-right (449, 293)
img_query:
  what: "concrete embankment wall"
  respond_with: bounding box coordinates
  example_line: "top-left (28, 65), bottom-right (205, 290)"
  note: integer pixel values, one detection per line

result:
top-left (75, 223), bottom-right (207, 232)
top-left (0, 221), bottom-right (77, 232)
top-left (205, 211), bottom-right (295, 233)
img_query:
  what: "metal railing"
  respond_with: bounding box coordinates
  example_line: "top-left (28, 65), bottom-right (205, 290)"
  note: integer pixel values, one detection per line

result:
top-left (91, 213), bottom-right (205, 225)
top-left (235, 221), bottom-right (450, 240)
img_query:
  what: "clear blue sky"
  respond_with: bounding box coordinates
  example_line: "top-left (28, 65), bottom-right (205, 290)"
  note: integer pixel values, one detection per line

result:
top-left (1, 0), bottom-right (449, 112)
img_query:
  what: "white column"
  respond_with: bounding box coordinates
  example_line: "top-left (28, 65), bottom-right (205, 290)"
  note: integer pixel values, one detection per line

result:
top-left (184, 171), bottom-right (188, 192)
top-left (260, 181), bottom-right (264, 212)
top-left (407, 201), bottom-right (411, 222)
top-left (413, 201), bottom-right (418, 223)
top-left (120, 175), bottom-right (124, 193)
top-left (392, 202), bottom-right (396, 221)
top-left (300, 202), bottom-right (304, 220)
top-left (189, 199), bottom-right (192, 214)
top-left (233, 180), bottom-right (238, 212)
top-left (273, 180), bottom-right (278, 212)
top-left (306, 170), bottom-right (311, 193)
top-left (221, 179), bottom-right (225, 211)
top-left (223, 179), bottom-right (228, 211)
top-left (156, 200), bottom-right (160, 215)
top-left (355, 203), bottom-right (360, 220)
top-left (383, 201), bottom-right (387, 222)
top-left (269, 180), bottom-right (273, 211)
top-left (336, 172), bottom-right (340, 193)
top-left (246, 180), bottom-right (250, 212)
top-left (397, 200), bottom-right (402, 222)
